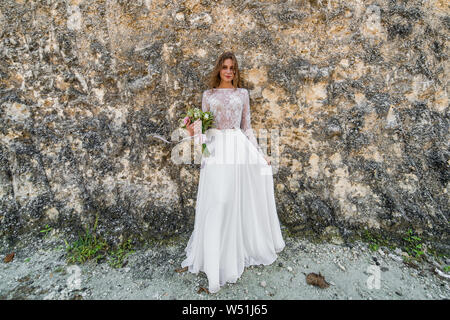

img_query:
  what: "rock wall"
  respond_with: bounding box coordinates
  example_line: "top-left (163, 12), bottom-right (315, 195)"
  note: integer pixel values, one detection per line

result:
top-left (0, 0), bottom-right (448, 251)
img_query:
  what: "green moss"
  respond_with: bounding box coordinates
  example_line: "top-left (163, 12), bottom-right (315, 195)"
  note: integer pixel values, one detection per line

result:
top-left (39, 224), bottom-right (53, 238)
top-left (64, 215), bottom-right (108, 264)
top-left (61, 217), bottom-right (448, 270)
top-left (360, 229), bottom-right (396, 252)
top-left (402, 228), bottom-right (425, 261)
top-left (356, 227), bottom-right (449, 264)
top-left (424, 244), bottom-right (449, 264)
top-left (108, 239), bottom-right (135, 269)
top-left (282, 224), bottom-right (449, 264)
top-left (63, 214), bottom-right (136, 268)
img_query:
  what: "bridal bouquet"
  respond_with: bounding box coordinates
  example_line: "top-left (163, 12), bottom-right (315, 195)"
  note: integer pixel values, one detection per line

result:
top-left (180, 107), bottom-right (214, 157)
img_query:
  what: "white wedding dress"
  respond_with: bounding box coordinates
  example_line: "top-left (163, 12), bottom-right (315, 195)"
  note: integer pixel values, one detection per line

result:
top-left (181, 87), bottom-right (285, 294)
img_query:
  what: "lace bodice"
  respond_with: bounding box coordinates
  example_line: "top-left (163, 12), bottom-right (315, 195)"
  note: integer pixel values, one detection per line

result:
top-left (202, 88), bottom-right (264, 155)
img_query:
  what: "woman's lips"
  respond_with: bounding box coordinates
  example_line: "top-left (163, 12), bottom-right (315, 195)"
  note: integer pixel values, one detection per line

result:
top-left (226, 75), bottom-right (232, 78)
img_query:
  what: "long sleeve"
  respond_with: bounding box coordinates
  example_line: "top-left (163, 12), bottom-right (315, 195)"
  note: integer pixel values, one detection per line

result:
top-left (201, 91), bottom-right (209, 112)
top-left (240, 89), bottom-right (264, 156)
top-left (194, 91), bottom-right (209, 145)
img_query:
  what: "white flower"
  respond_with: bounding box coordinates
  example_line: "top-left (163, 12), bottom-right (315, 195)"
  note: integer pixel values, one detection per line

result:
top-left (204, 114), bottom-right (209, 120)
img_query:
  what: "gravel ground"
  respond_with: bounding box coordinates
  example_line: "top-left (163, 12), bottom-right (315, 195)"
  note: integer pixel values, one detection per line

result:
top-left (1, 229), bottom-right (449, 300)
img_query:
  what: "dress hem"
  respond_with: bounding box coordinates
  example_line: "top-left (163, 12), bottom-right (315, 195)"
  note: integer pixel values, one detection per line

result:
top-left (181, 242), bottom-right (286, 294)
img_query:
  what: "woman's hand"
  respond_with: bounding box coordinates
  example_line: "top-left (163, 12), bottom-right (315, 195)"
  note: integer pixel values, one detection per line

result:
top-left (186, 118), bottom-right (201, 137)
top-left (264, 154), bottom-right (271, 165)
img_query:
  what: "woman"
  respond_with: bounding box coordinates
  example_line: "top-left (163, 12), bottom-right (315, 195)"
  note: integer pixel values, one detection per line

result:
top-left (178, 51), bottom-right (285, 294)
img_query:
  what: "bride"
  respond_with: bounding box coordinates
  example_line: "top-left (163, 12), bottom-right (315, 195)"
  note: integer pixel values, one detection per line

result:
top-left (177, 51), bottom-right (285, 294)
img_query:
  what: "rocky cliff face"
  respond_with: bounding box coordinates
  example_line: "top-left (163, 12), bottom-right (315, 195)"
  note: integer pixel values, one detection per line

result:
top-left (0, 0), bottom-right (448, 252)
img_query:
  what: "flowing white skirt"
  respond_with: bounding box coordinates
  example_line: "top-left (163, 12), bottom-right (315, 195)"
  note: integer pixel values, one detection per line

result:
top-left (181, 128), bottom-right (286, 294)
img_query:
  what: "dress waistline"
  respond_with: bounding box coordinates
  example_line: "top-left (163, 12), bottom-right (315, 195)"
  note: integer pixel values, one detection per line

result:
top-left (208, 128), bottom-right (241, 133)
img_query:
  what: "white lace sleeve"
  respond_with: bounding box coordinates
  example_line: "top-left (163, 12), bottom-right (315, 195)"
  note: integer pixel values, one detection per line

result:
top-left (202, 91), bottom-right (209, 112)
top-left (240, 89), bottom-right (264, 156)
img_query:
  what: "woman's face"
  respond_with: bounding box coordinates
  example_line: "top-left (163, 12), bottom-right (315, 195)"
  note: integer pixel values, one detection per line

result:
top-left (219, 58), bottom-right (235, 85)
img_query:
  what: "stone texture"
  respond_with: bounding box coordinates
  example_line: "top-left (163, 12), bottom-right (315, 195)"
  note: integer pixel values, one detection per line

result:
top-left (0, 0), bottom-right (448, 252)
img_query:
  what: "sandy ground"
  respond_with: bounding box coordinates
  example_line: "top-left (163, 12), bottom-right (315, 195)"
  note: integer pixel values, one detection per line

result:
top-left (0, 228), bottom-right (449, 300)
